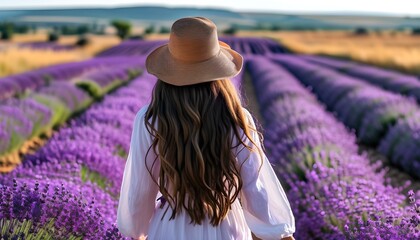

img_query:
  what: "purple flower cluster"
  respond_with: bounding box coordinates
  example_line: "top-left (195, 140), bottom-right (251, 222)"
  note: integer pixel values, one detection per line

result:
top-left (270, 54), bottom-right (420, 178)
top-left (0, 58), bottom-right (158, 238)
top-left (379, 112), bottom-right (420, 178)
top-left (334, 88), bottom-right (417, 145)
top-left (246, 56), bottom-right (420, 239)
top-left (0, 178), bottom-right (118, 239)
top-left (0, 99), bottom-right (51, 156)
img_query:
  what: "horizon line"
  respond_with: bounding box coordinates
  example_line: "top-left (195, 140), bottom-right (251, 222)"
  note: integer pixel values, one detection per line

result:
top-left (0, 3), bottom-right (419, 18)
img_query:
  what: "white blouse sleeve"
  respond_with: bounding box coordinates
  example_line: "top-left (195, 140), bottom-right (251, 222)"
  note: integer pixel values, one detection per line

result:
top-left (236, 108), bottom-right (296, 240)
top-left (117, 105), bottom-right (160, 239)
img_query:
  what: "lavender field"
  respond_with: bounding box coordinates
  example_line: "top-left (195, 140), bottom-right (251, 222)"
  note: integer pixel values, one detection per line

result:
top-left (0, 37), bottom-right (419, 239)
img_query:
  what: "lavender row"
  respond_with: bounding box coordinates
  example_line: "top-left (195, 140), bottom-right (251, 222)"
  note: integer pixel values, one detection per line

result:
top-left (0, 65), bottom-right (158, 238)
top-left (378, 112), bottom-right (420, 178)
top-left (270, 55), bottom-right (418, 145)
top-left (96, 37), bottom-right (287, 58)
top-left (218, 36), bottom-right (287, 55)
top-left (73, 61), bottom-right (143, 98)
top-left (0, 82), bottom-right (92, 159)
top-left (96, 40), bottom-right (168, 57)
top-left (246, 56), bottom-right (419, 239)
top-left (301, 54), bottom-right (420, 103)
top-left (18, 41), bottom-right (76, 51)
top-left (270, 54), bottom-right (420, 178)
top-left (0, 57), bottom-right (144, 160)
top-left (0, 56), bottom-right (142, 101)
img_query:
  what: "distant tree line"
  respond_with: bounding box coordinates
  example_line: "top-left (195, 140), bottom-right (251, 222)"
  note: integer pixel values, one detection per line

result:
top-left (2, 19), bottom-right (420, 42)
top-left (52, 24), bottom-right (106, 35)
top-left (0, 21), bottom-right (106, 41)
top-left (229, 22), bottom-right (420, 35)
top-left (110, 19), bottom-right (174, 40)
top-left (0, 22), bottom-right (37, 40)
top-left (142, 25), bottom-right (171, 35)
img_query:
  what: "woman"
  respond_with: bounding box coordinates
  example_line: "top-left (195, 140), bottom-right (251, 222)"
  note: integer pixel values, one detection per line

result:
top-left (117, 17), bottom-right (296, 240)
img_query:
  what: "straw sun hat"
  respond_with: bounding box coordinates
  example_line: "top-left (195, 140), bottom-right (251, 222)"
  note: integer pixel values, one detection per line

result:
top-left (145, 17), bottom-right (243, 86)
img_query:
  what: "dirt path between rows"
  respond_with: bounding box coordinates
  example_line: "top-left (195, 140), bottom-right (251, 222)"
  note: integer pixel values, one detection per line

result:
top-left (241, 70), bottom-right (265, 134)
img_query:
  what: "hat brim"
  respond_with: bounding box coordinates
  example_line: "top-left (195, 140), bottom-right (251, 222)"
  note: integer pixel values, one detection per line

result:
top-left (146, 41), bottom-right (243, 86)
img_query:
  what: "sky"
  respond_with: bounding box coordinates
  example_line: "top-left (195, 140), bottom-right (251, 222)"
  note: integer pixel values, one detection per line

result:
top-left (0, 0), bottom-right (419, 16)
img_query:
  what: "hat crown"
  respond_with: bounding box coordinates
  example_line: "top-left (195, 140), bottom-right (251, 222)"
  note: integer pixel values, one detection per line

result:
top-left (168, 17), bottom-right (220, 62)
top-left (145, 16), bottom-right (243, 86)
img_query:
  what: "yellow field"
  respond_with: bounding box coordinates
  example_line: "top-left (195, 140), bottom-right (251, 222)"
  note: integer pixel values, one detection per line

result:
top-left (238, 30), bottom-right (420, 75)
top-left (0, 33), bottom-right (121, 77)
top-left (144, 33), bottom-right (170, 40)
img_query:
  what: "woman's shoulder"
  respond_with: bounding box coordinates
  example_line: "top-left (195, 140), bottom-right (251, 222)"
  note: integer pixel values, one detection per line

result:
top-left (132, 103), bottom-right (151, 133)
top-left (231, 107), bottom-right (256, 144)
top-left (240, 107), bottom-right (257, 129)
top-left (135, 103), bottom-right (158, 133)
top-left (136, 103), bottom-right (150, 118)
top-left (241, 107), bottom-right (252, 119)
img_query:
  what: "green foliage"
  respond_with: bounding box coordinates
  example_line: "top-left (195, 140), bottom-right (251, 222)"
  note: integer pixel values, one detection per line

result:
top-left (114, 145), bottom-right (127, 158)
top-left (80, 165), bottom-right (108, 191)
top-left (270, 24), bottom-right (282, 31)
top-left (128, 35), bottom-right (144, 40)
top-left (127, 68), bottom-right (142, 79)
top-left (60, 25), bottom-right (90, 35)
top-left (75, 80), bottom-right (104, 98)
top-left (1, 218), bottom-right (84, 240)
top-left (222, 26), bottom-right (237, 35)
top-left (75, 35), bottom-right (90, 47)
top-left (76, 25), bottom-right (89, 35)
top-left (103, 79), bottom-right (124, 94)
top-left (144, 25), bottom-right (155, 34)
top-left (159, 26), bottom-right (170, 34)
top-left (1, 124), bottom-right (25, 154)
top-left (110, 19), bottom-right (132, 39)
top-left (353, 27), bottom-right (369, 35)
top-left (14, 25), bottom-right (29, 34)
top-left (75, 79), bottom-right (126, 99)
top-left (0, 22), bottom-right (14, 40)
top-left (48, 32), bottom-right (60, 42)
top-left (412, 27), bottom-right (420, 35)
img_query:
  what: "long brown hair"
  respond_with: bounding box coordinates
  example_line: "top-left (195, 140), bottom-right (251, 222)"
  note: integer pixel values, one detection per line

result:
top-left (143, 78), bottom-right (264, 226)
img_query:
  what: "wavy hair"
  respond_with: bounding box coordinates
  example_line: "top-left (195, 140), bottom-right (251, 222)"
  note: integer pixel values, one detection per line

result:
top-left (143, 78), bottom-right (265, 226)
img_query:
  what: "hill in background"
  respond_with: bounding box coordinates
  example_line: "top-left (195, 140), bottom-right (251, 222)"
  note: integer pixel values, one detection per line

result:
top-left (1, 5), bottom-right (420, 30)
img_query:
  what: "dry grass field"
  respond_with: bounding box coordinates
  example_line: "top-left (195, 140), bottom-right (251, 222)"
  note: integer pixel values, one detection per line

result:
top-left (0, 33), bottom-right (121, 77)
top-left (0, 46), bottom-right (85, 77)
top-left (238, 30), bottom-right (420, 75)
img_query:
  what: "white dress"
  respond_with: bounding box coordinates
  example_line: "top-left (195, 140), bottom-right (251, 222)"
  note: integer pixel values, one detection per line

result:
top-left (117, 104), bottom-right (295, 240)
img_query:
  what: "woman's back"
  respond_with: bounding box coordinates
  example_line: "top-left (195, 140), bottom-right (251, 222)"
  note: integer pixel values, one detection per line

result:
top-left (116, 16), bottom-right (295, 240)
top-left (117, 104), bottom-right (295, 240)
